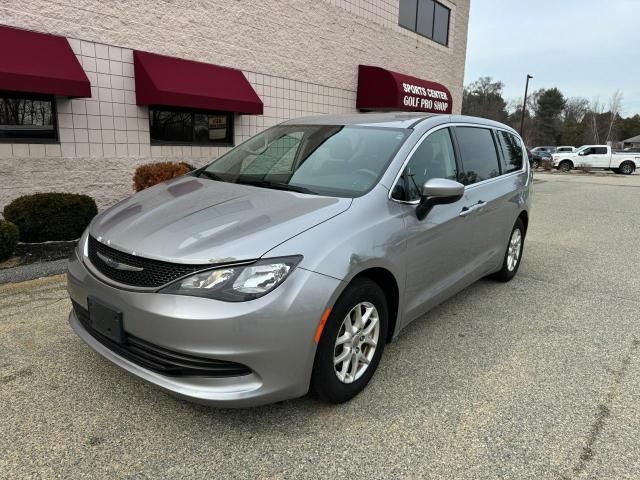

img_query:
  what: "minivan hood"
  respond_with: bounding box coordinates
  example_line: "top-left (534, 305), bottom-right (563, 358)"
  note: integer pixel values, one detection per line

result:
top-left (90, 176), bottom-right (352, 263)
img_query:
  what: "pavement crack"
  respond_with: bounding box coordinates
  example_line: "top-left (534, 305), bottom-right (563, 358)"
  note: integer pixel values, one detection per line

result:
top-left (518, 273), bottom-right (640, 305)
top-left (0, 296), bottom-right (69, 321)
top-left (564, 337), bottom-right (640, 479)
top-left (0, 366), bottom-right (34, 385)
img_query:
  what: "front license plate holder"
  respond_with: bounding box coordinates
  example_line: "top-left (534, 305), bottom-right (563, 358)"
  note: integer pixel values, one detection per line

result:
top-left (88, 297), bottom-right (125, 344)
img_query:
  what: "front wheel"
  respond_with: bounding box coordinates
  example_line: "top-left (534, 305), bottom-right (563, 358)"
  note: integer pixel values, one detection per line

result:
top-left (619, 161), bottom-right (635, 175)
top-left (559, 160), bottom-right (573, 172)
top-left (310, 278), bottom-right (388, 404)
top-left (532, 159), bottom-right (540, 170)
top-left (490, 218), bottom-right (525, 282)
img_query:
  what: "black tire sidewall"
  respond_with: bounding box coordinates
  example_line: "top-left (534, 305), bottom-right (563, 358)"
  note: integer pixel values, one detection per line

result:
top-left (310, 278), bottom-right (388, 404)
top-left (492, 218), bottom-right (525, 282)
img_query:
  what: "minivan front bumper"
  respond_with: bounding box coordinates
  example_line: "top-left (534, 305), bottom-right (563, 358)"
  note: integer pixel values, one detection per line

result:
top-left (67, 250), bottom-right (342, 407)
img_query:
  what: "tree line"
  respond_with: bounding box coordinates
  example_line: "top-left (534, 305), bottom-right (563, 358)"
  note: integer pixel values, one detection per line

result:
top-left (461, 77), bottom-right (640, 147)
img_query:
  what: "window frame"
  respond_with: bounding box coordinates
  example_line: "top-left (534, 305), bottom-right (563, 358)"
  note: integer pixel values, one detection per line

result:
top-left (149, 105), bottom-right (234, 147)
top-left (0, 91), bottom-right (59, 144)
top-left (389, 125), bottom-right (462, 204)
top-left (398, 0), bottom-right (451, 47)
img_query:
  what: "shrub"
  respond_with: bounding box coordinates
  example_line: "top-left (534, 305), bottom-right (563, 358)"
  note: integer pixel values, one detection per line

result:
top-left (179, 162), bottom-right (197, 172)
top-left (133, 162), bottom-right (192, 192)
top-left (0, 220), bottom-right (19, 261)
top-left (3, 193), bottom-right (97, 243)
top-left (577, 163), bottom-right (592, 174)
top-left (542, 159), bottom-right (554, 171)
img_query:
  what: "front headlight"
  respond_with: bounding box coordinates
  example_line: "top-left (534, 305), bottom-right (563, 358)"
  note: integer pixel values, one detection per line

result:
top-left (159, 256), bottom-right (302, 302)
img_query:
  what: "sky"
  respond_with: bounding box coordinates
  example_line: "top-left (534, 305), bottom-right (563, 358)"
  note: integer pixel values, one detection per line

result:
top-left (464, 0), bottom-right (640, 116)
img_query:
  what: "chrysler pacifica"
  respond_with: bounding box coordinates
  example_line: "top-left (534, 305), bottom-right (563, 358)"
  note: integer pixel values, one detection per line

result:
top-left (67, 113), bottom-right (531, 407)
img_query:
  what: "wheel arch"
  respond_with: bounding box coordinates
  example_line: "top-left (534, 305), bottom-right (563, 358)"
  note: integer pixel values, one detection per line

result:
top-left (517, 210), bottom-right (529, 235)
top-left (350, 267), bottom-right (400, 344)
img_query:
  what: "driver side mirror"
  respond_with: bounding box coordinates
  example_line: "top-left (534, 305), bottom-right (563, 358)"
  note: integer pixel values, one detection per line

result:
top-left (416, 178), bottom-right (465, 220)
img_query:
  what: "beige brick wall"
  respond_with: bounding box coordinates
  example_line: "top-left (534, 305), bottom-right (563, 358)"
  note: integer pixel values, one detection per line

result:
top-left (0, 0), bottom-right (469, 210)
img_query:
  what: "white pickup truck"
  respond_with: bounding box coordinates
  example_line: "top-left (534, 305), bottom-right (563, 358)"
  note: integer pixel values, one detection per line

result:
top-left (552, 145), bottom-right (639, 175)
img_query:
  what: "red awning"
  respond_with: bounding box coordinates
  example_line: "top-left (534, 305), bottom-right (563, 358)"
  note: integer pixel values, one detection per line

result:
top-left (0, 25), bottom-right (90, 98)
top-left (133, 51), bottom-right (263, 114)
top-left (356, 65), bottom-right (453, 114)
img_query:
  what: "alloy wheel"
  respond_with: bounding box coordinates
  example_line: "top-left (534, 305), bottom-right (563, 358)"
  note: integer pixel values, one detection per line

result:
top-left (507, 228), bottom-right (522, 271)
top-left (333, 302), bottom-right (380, 384)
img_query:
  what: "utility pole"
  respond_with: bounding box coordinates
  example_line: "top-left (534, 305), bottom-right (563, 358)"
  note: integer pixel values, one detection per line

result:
top-left (520, 74), bottom-right (533, 136)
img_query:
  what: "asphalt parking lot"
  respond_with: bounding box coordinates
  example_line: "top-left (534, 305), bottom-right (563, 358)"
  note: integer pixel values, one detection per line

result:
top-left (1, 172), bottom-right (639, 479)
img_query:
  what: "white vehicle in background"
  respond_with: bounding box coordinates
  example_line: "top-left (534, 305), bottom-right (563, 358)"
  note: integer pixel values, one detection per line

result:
top-left (554, 146), bottom-right (575, 153)
top-left (552, 145), bottom-right (639, 175)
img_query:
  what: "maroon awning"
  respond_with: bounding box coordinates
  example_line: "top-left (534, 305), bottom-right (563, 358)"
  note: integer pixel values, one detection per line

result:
top-left (0, 25), bottom-right (90, 98)
top-left (356, 65), bottom-right (453, 114)
top-left (133, 51), bottom-right (263, 114)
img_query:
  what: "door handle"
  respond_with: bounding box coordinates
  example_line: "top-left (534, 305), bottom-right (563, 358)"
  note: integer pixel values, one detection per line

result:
top-left (459, 201), bottom-right (487, 217)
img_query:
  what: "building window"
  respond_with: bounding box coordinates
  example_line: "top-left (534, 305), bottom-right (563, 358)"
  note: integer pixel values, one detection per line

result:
top-left (149, 107), bottom-right (234, 146)
top-left (0, 92), bottom-right (57, 143)
top-left (398, 0), bottom-right (450, 46)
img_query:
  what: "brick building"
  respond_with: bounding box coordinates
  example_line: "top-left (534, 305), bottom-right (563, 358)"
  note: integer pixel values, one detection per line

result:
top-left (0, 0), bottom-right (470, 209)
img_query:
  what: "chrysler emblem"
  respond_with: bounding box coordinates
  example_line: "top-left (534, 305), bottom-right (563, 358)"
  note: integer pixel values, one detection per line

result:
top-left (96, 252), bottom-right (144, 272)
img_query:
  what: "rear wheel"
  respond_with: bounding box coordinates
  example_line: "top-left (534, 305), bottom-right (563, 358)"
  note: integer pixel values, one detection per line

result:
top-left (310, 278), bottom-right (388, 404)
top-left (490, 218), bottom-right (525, 282)
top-left (559, 160), bottom-right (573, 172)
top-left (619, 161), bottom-right (635, 175)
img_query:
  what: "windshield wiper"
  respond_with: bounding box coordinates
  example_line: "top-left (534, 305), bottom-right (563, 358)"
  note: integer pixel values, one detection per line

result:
top-left (236, 179), bottom-right (317, 195)
top-left (198, 171), bottom-right (226, 182)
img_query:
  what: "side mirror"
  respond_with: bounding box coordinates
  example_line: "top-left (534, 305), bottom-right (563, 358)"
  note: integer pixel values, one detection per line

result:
top-left (416, 178), bottom-right (464, 220)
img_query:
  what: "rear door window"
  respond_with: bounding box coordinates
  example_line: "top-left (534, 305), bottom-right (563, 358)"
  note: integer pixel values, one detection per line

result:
top-left (454, 127), bottom-right (501, 185)
top-left (594, 147), bottom-right (608, 155)
top-left (496, 130), bottom-right (524, 174)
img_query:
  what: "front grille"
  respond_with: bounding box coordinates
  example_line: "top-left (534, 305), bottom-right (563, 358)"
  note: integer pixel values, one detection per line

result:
top-left (88, 235), bottom-right (212, 288)
top-left (72, 301), bottom-right (252, 377)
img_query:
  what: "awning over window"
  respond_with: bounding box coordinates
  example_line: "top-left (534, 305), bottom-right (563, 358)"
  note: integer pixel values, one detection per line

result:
top-left (0, 25), bottom-right (90, 98)
top-left (356, 65), bottom-right (453, 114)
top-left (133, 51), bottom-right (263, 115)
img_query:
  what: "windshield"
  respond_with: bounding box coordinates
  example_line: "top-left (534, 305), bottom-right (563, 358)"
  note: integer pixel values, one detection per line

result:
top-left (198, 125), bottom-right (409, 197)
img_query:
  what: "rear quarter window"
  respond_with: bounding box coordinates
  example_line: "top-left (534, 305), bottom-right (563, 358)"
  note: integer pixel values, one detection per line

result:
top-left (454, 127), bottom-right (501, 185)
top-left (496, 130), bottom-right (524, 174)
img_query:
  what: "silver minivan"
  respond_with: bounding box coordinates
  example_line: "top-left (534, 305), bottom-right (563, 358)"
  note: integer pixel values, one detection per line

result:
top-left (67, 113), bottom-right (531, 407)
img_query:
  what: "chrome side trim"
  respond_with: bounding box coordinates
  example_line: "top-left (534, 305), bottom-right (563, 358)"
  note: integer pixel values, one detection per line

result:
top-left (387, 122), bottom-right (528, 204)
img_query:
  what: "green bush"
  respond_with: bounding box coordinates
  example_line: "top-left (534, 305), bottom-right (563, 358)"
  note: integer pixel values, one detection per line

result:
top-left (3, 193), bottom-right (98, 243)
top-left (0, 220), bottom-right (19, 261)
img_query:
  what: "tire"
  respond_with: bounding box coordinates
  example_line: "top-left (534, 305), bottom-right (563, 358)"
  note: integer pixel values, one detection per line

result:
top-left (619, 161), bottom-right (635, 175)
top-left (490, 218), bottom-right (525, 282)
top-left (559, 160), bottom-right (573, 172)
top-left (310, 278), bottom-right (388, 404)
top-left (532, 160), bottom-right (540, 170)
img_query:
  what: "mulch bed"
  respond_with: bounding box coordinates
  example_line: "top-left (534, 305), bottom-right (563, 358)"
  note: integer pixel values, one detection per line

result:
top-left (0, 239), bottom-right (77, 269)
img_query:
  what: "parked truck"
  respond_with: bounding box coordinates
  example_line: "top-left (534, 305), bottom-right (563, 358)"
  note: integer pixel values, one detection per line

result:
top-left (552, 145), bottom-right (639, 174)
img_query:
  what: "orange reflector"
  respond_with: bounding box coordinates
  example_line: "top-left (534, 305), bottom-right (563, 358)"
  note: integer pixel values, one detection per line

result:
top-left (314, 307), bottom-right (332, 344)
